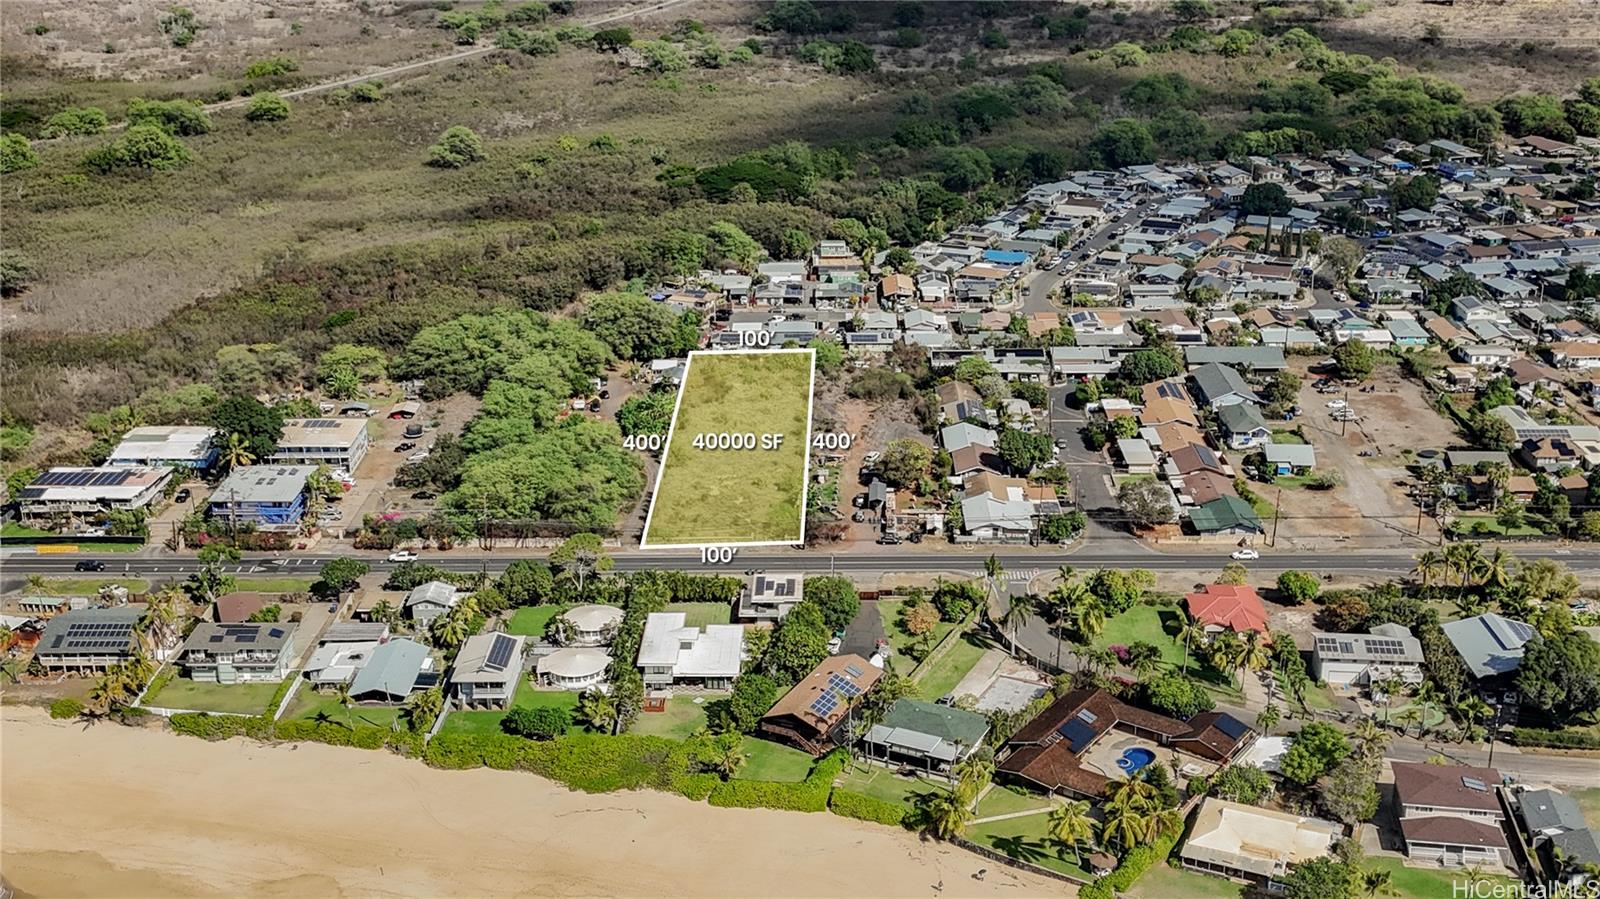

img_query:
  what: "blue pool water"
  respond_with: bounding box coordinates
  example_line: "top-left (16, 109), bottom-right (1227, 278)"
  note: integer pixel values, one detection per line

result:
top-left (1116, 747), bottom-right (1157, 776)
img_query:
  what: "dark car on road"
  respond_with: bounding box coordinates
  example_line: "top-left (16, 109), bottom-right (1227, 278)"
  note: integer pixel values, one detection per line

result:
top-left (74, 560), bottom-right (106, 572)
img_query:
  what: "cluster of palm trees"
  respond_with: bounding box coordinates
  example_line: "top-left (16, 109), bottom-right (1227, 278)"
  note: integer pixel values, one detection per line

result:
top-left (577, 688), bottom-right (620, 734)
top-left (1412, 545), bottom-right (1514, 602)
top-left (1202, 628), bottom-right (1274, 690)
top-left (88, 651), bottom-right (156, 715)
top-left (999, 566), bottom-right (1111, 671)
top-left (429, 593), bottom-right (481, 650)
top-left (914, 751), bottom-right (997, 839)
top-left (1373, 674), bottom-right (1495, 743)
top-left (1099, 777), bottom-right (1183, 855)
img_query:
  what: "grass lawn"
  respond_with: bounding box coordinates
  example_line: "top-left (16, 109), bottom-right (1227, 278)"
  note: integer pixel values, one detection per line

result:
top-left (835, 765), bottom-right (948, 808)
top-left (1450, 514), bottom-right (1543, 537)
top-left (1092, 605), bottom-right (1239, 693)
top-left (975, 783), bottom-right (1054, 819)
top-left (630, 695), bottom-right (714, 740)
top-left (505, 605), bottom-right (560, 637)
top-left (643, 350), bottom-right (815, 546)
top-left (1383, 701), bottom-right (1448, 731)
top-left (663, 602), bottom-right (732, 629)
top-left (915, 631), bottom-right (987, 700)
top-left (1362, 857), bottom-right (1518, 899)
top-left (734, 737), bottom-right (814, 782)
top-left (283, 690), bottom-right (403, 728)
top-left (437, 680), bottom-right (582, 736)
top-left (880, 599), bottom-right (955, 677)
top-left (231, 576), bottom-right (317, 594)
top-left (2, 522), bottom-right (53, 537)
top-left (1301, 682), bottom-right (1340, 712)
top-left (1124, 862), bottom-right (1241, 899)
top-left (964, 812), bottom-right (1096, 880)
top-left (144, 678), bottom-right (280, 715)
top-left (1270, 430), bottom-right (1307, 444)
top-left (27, 577), bottom-right (150, 595)
top-left (1575, 788), bottom-right (1600, 829)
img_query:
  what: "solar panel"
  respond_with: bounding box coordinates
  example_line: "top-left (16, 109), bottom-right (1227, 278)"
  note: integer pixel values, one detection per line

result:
top-left (1462, 776), bottom-right (1488, 792)
top-left (844, 664), bottom-right (863, 678)
top-left (1214, 714), bottom-right (1250, 740)
top-left (304, 419), bottom-right (341, 429)
top-left (1077, 708), bottom-right (1098, 724)
top-left (1058, 719), bottom-right (1098, 753)
top-left (484, 634), bottom-right (516, 672)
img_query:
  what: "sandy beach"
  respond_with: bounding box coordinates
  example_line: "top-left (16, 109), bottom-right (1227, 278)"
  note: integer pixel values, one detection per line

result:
top-left (1, 707), bottom-right (1066, 898)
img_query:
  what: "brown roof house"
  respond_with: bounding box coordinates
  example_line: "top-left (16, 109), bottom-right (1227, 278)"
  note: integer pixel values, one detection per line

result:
top-left (1393, 761), bottom-right (1511, 869)
top-left (997, 688), bottom-right (1253, 800)
top-left (758, 654), bottom-right (882, 755)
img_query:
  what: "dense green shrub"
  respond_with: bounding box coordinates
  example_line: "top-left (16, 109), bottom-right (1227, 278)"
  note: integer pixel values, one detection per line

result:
top-left (829, 788), bottom-right (907, 826)
top-left (0, 133), bottom-right (39, 173)
top-left (126, 98), bottom-right (212, 135)
top-left (85, 124), bottom-right (192, 172)
top-left (272, 719), bottom-right (389, 748)
top-left (426, 126), bottom-right (485, 168)
top-left (245, 93), bottom-right (291, 122)
top-left (49, 698), bottom-right (84, 719)
top-left (1511, 727), bottom-right (1600, 749)
top-left (40, 106), bottom-right (110, 138)
top-left (169, 712), bottom-right (255, 740)
top-left (1079, 833), bottom-right (1178, 899)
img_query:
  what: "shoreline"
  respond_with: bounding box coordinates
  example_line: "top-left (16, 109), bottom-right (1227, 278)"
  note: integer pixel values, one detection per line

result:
top-left (0, 706), bottom-right (1066, 898)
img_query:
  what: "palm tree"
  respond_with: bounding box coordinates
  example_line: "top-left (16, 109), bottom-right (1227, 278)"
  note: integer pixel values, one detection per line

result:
top-left (1056, 565), bottom-right (1077, 587)
top-left (1072, 595), bottom-right (1106, 644)
top-left (984, 554), bottom-right (1004, 590)
top-left (334, 682), bottom-right (356, 729)
top-left (24, 574), bottom-right (47, 594)
top-left (402, 686), bottom-right (444, 733)
top-left (954, 753), bottom-right (995, 804)
top-left (1241, 630), bottom-right (1273, 682)
top-left (1361, 867), bottom-right (1400, 899)
top-left (1083, 646), bottom-right (1119, 676)
top-left (700, 734), bottom-right (747, 780)
top-left (916, 789), bottom-right (974, 840)
top-left (1100, 800), bottom-right (1149, 854)
top-left (1412, 551), bottom-right (1444, 589)
top-left (1454, 543), bottom-right (1487, 591)
top-left (1208, 631), bottom-right (1246, 688)
top-left (1394, 706), bottom-right (1423, 739)
top-left (1414, 680), bottom-right (1441, 738)
top-left (1125, 642), bottom-right (1162, 678)
top-left (1457, 695), bottom-right (1494, 741)
top-left (1178, 617), bottom-right (1209, 675)
top-left (1480, 547), bottom-right (1513, 593)
top-left (1374, 675), bottom-right (1404, 724)
top-left (1256, 703), bottom-right (1282, 736)
top-left (1001, 592), bottom-right (1036, 659)
top-left (221, 432), bottom-right (256, 470)
top-left (1352, 717), bottom-right (1389, 761)
top-left (1048, 580), bottom-right (1089, 670)
top-left (578, 689), bottom-right (620, 734)
top-left (1046, 800), bottom-right (1096, 865)
top-left (369, 599), bottom-right (399, 627)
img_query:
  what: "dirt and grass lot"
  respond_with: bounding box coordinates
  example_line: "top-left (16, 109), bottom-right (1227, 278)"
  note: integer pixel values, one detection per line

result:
top-left (643, 350), bottom-right (815, 547)
top-left (913, 632), bottom-right (988, 701)
top-left (964, 811), bottom-right (1096, 880)
top-left (834, 765), bottom-right (947, 808)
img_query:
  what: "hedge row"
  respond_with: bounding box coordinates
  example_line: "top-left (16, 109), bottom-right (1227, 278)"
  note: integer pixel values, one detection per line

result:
top-left (706, 751), bottom-right (844, 812)
top-left (828, 788), bottom-right (907, 827)
top-left (422, 731), bottom-right (719, 800)
top-left (167, 712), bottom-right (422, 754)
top-left (1078, 833), bottom-right (1178, 899)
top-left (1511, 727), bottom-right (1600, 749)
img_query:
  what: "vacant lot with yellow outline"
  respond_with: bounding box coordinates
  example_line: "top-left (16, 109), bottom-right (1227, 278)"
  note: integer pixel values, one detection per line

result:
top-left (643, 349), bottom-right (814, 547)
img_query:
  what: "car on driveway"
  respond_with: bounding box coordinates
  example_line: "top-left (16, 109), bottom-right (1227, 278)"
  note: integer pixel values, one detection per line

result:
top-left (174, 488), bottom-right (191, 503)
top-left (1230, 548), bottom-right (1260, 561)
top-left (387, 550), bottom-right (420, 563)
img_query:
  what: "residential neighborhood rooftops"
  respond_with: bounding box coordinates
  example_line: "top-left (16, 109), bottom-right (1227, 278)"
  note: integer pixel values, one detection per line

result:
top-left (761, 653), bottom-right (882, 735)
top-left (1180, 798), bottom-right (1342, 879)
top-left (349, 637), bottom-right (429, 698)
top-left (34, 607), bottom-right (143, 659)
top-left (183, 621), bottom-right (296, 654)
top-left (1393, 761), bottom-right (1503, 812)
top-left (1440, 613), bottom-right (1536, 678)
top-left (277, 417), bottom-right (368, 446)
top-left (1184, 584), bottom-right (1269, 633)
top-left (210, 466), bottom-right (316, 505)
top-left (107, 426), bottom-right (216, 464)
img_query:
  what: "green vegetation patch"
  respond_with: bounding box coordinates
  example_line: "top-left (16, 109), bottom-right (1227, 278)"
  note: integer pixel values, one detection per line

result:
top-left (505, 605), bottom-right (560, 637)
top-left (734, 736), bottom-right (814, 782)
top-left (964, 811), bottom-right (1097, 879)
top-left (629, 695), bottom-right (712, 740)
top-left (438, 681), bottom-right (580, 736)
top-left (643, 350), bottom-right (815, 546)
top-left (282, 691), bottom-right (403, 728)
top-left (145, 678), bottom-right (281, 715)
top-left (914, 631), bottom-right (988, 700)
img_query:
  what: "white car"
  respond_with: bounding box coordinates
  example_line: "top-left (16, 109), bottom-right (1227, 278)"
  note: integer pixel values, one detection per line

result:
top-left (1230, 548), bottom-right (1260, 561)
top-left (406, 451), bottom-right (430, 464)
top-left (388, 550), bottom-right (420, 563)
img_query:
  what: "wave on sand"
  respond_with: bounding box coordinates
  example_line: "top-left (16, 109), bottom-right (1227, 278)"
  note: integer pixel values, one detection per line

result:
top-left (0, 707), bottom-right (1065, 898)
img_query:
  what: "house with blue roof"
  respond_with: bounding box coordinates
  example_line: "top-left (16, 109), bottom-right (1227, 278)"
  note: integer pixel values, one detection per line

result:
top-left (982, 248), bottom-right (1032, 269)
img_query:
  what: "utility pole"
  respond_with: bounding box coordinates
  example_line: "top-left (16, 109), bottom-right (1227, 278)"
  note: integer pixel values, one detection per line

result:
top-left (1486, 703), bottom-right (1502, 768)
top-left (1271, 487), bottom-right (1282, 547)
top-left (1341, 386), bottom-right (1350, 438)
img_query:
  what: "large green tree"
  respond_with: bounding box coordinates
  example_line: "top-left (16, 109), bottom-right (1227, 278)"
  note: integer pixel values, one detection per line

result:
top-left (212, 395), bottom-right (284, 461)
top-left (1517, 632), bottom-right (1600, 722)
top-left (580, 293), bottom-right (699, 362)
top-left (803, 576), bottom-right (860, 631)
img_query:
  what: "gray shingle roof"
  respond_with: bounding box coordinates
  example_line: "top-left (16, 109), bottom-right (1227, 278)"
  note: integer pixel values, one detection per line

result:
top-left (1441, 613), bottom-right (1535, 678)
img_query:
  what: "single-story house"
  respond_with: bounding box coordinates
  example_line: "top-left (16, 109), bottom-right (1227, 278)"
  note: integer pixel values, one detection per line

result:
top-left (405, 581), bottom-right (461, 627)
top-left (1263, 443), bottom-right (1316, 475)
top-left (1218, 402), bottom-right (1272, 450)
top-left (1441, 613), bottom-right (1535, 681)
top-left (536, 647), bottom-right (610, 690)
top-left (1185, 584), bottom-right (1269, 634)
top-left (1188, 495), bottom-right (1265, 538)
top-left (1179, 798), bottom-right (1341, 890)
top-left (860, 698), bottom-right (990, 776)
top-left (348, 637), bottom-right (431, 702)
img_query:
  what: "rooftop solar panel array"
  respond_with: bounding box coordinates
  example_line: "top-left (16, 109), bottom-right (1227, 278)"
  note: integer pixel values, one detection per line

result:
top-left (50, 620), bottom-right (136, 652)
top-left (1057, 718), bottom-right (1098, 753)
top-left (1214, 714), bottom-right (1250, 740)
top-left (484, 633), bottom-right (517, 672)
top-left (32, 469), bottom-right (138, 488)
top-left (808, 670), bottom-right (867, 718)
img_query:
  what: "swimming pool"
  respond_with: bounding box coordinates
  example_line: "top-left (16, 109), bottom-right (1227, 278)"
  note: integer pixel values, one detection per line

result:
top-left (1116, 747), bottom-right (1156, 776)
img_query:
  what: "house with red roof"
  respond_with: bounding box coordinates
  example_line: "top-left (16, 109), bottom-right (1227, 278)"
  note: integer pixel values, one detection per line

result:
top-left (1185, 584), bottom-right (1269, 634)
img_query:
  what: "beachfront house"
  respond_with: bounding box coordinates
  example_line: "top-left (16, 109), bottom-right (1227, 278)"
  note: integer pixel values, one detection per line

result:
top-left (450, 633), bottom-right (526, 709)
top-left (178, 623), bottom-right (298, 683)
top-left (636, 612), bottom-right (744, 690)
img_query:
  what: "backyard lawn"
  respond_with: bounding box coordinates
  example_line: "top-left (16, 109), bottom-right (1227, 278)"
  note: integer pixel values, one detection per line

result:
top-left (964, 811), bottom-right (1096, 880)
top-left (630, 695), bottom-right (714, 740)
top-left (663, 602), bottom-right (732, 629)
top-left (231, 576), bottom-right (317, 594)
top-left (27, 577), bottom-right (150, 595)
top-left (1092, 605), bottom-right (1238, 694)
top-left (1361, 857), bottom-right (1518, 899)
top-left (1576, 788), bottom-right (1600, 829)
top-left (1124, 861), bottom-right (1241, 899)
top-left (144, 678), bottom-right (280, 715)
top-left (879, 598), bottom-right (955, 676)
top-left (735, 737), bottom-right (814, 782)
top-left (1450, 514), bottom-right (1543, 537)
top-left (834, 765), bottom-right (947, 809)
top-left (437, 680), bottom-right (582, 736)
top-left (915, 632), bottom-right (988, 700)
top-left (974, 783), bottom-right (1055, 819)
top-left (1270, 430), bottom-right (1307, 444)
top-left (505, 605), bottom-right (560, 637)
top-left (283, 690), bottom-right (403, 728)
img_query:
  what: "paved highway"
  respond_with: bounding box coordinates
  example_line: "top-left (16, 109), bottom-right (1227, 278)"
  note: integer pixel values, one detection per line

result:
top-left (11, 546), bottom-right (1600, 579)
